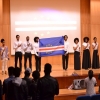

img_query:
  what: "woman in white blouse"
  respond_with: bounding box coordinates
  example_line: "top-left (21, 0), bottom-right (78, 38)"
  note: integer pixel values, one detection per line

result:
top-left (92, 37), bottom-right (99, 69)
top-left (73, 38), bottom-right (81, 70)
top-left (82, 37), bottom-right (91, 69)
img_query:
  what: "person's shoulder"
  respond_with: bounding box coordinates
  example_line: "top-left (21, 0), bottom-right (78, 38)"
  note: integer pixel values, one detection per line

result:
top-left (49, 76), bottom-right (58, 82)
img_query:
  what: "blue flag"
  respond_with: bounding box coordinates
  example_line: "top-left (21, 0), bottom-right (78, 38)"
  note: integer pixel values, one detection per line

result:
top-left (39, 36), bottom-right (64, 57)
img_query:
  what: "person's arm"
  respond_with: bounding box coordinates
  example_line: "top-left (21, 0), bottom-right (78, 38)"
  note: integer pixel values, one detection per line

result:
top-left (33, 44), bottom-right (38, 56)
top-left (55, 79), bottom-right (59, 95)
top-left (83, 43), bottom-right (88, 50)
top-left (13, 42), bottom-right (18, 50)
top-left (73, 44), bottom-right (79, 51)
top-left (65, 43), bottom-right (69, 55)
top-left (23, 43), bottom-right (28, 52)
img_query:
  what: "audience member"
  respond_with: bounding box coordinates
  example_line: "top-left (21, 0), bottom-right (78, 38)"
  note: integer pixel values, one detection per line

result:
top-left (29, 71), bottom-right (40, 100)
top-left (37, 63), bottom-right (59, 100)
top-left (85, 70), bottom-right (97, 96)
top-left (0, 80), bottom-right (2, 100)
top-left (8, 67), bottom-right (28, 100)
top-left (23, 68), bottom-right (32, 100)
top-left (3, 67), bottom-right (14, 100)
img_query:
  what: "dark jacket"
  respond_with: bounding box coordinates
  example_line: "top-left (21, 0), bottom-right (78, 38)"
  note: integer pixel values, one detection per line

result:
top-left (38, 75), bottom-right (59, 100)
top-left (0, 80), bottom-right (2, 100)
top-left (8, 77), bottom-right (28, 100)
top-left (3, 76), bottom-right (14, 100)
top-left (29, 79), bottom-right (39, 100)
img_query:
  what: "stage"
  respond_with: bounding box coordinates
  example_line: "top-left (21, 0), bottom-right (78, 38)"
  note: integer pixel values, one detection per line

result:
top-left (0, 65), bottom-right (100, 82)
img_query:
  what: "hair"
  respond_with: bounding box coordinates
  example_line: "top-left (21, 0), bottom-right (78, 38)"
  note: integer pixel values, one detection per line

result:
top-left (83, 37), bottom-right (89, 42)
top-left (74, 38), bottom-right (79, 43)
top-left (64, 35), bottom-right (68, 39)
top-left (44, 63), bottom-right (52, 75)
top-left (1, 39), bottom-right (5, 43)
top-left (16, 35), bottom-right (20, 38)
top-left (24, 71), bottom-right (30, 77)
top-left (32, 71), bottom-right (40, 80)
top-left (88, 70), bottom-right (93, 80)
top-left (8, 66), bottom-right (14, 76)
top-left (13, 67), bottom-right (21, 77)
top-left (34, 37), bottom-right (39, 42)
top-left (93, 37), bottom-right (97, 40)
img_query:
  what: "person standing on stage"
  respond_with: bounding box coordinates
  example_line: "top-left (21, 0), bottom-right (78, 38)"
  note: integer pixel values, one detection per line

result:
top-left (23, 36), bottom-right (33, 70)
top-left (73, 38), bottom-right (81, 70)
top-left (92, 37), bottom-right (99, 69)
top-left (33, 37), bottom-right (41, 72)
top-left (0, 39), bottom-right (9, 75)
top-left (62, 35), bottom-right (69, 70)
top-left (82, 37), bottom-right (91, 70)
top-left (13, 35), bottom-right (23, 71)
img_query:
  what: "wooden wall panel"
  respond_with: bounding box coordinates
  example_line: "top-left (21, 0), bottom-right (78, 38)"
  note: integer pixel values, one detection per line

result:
top-left (90, 0), bottom-right (100, 55)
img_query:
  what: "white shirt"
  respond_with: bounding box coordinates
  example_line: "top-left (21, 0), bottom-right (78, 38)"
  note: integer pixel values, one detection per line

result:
top-left (73, 43), bottom-right (80, 52)
top-left (82, 42), bottom-right (90, 49)
top-left (92, 42), bottom-right (98, 50)
top-left (23, 41), bottom-right (33, 53)
top-left (85, 77), bottom-right (96, 96)
top-left (33, 42), bottom-right (39, 56)
top-left (13, 40), bottom-right (22, 52)
top-left (64, 41), bottom-right (69, 53)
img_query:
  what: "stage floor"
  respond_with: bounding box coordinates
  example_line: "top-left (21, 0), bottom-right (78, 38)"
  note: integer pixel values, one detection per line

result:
top-left (0, 65), bottom-right (100, 82)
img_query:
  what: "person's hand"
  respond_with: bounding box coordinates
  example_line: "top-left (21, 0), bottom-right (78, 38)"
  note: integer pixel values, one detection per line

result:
top-left (18, 44), bottom-right (21, 47)
top-left (27, 43), bottom-right (30, 46)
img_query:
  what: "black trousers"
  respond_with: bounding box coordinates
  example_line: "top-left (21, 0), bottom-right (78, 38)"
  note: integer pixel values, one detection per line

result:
top-left (15, 52), bottom-right (22, 71)
top-left (62, 53), bottom-right (69, 70)
top-left (35, 55), bottom-right (41, 72)
top-left (24, 52), bottom-right (32, 70)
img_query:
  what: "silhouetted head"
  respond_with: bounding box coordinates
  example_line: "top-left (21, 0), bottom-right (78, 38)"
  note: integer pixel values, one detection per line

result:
top-left (14, 67), bottom-right (21, 77)
top-left (24, 68), bottom-right (31, 77)
top-left (88, 70), bottom-right (93, 80)
top-left (8, 66), bottom-right (14, 76)
top-left (32, 70), bottom-right (40, 80)
top-left (44, 63), bottom-right (52, 75)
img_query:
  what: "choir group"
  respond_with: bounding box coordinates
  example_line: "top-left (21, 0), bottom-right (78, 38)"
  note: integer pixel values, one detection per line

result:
top-left (0, 35), bottom-right (99, 75)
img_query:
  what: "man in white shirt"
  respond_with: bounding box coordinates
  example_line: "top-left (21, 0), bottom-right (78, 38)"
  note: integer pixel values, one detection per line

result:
top-left (23, 36), bottom-right (33, 70)
top-left (62, 35), bottom-right (69, 70)
top-left (13, 35), bottom-right (22, 71)
top-left (33, 37), bottom-right (41, 72)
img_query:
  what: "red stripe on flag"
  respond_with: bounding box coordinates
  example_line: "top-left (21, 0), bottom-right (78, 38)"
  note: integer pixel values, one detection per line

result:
top-left (39, 46), bottom-right (64, 51)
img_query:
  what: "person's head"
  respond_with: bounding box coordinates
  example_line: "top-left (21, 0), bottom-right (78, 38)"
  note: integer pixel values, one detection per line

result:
top-left (16, 35), bottom-right (20, 41)
top-left (88, 70), bottom-right (93, 80)
top-left (34, 37), bottom-right (39, 43)
top-left (24, 68), bottom-right (31, 77)
top-left (83, 37), bottom-right (89, 43)
top-left (32, 71), bottom-right (40, 80)
top-left (93, 37), bottom-right (97, 43)
top-left (74, 38), bottom-right (79, 44)
top-left (44, 63), bottom-right (52, 75)
top-left (8, 66), bottom-right (14, 76)
top-left (64, 35), bottom-right (68, 41)
top-left (1, 39), bottom-right (5, 46)
top-left (13, 67), bottom-right (21, 77)
top-left (26, 36), bottom-right (30, 41)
